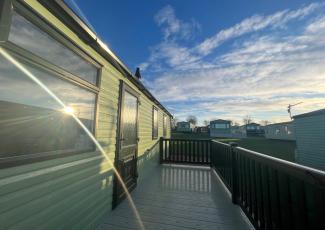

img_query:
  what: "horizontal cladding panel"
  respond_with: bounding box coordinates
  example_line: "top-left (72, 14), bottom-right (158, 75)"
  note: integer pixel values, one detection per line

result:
top-left (0, 160), bottom-right (113, 214)
top-left (1, 168), bottom-right (113, 222)
top-left (0, 162), bottom-right (113, 230)
top-left (7, 179), bottom-right (113, 230)
top-left (0, 154), bottom-right (105, 196)
top-left (0, 151), bottom-right (101, 180)
top-left (74, 199), bottom-right (112, 230)
top-left (96, 122), bottom-right (117, 131)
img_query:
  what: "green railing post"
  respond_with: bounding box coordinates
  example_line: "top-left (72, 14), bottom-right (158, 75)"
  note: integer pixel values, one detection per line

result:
top-left (229, 142), bottom-right (238, 204)
top-left (159, 137), bottom-right (164, 164)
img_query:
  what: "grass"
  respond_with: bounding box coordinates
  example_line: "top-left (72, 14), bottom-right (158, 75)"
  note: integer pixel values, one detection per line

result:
top-left (229, 137), bottom-right (296, 162)
top-left (171, 132), bottom-right (296, 162)
top-left (171, 132), bottom-right (211, 139)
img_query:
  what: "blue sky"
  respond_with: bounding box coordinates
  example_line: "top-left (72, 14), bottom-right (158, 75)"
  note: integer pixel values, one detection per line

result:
top-left (68, 0), bottom-right (325, 125)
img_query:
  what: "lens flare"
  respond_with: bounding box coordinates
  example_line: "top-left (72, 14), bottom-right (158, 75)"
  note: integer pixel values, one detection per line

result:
top-left (63, 106), bottom-right (74, 114)
top-left (0, 47), bottom-right (146, 230)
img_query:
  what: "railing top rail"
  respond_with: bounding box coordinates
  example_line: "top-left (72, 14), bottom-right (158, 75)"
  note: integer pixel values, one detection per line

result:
top-left (162, 138), bottom-right (211, 141)
top-left (211, 139), bottom-right (231, 147)
top-left (236, 146), bottom-right (325, 186)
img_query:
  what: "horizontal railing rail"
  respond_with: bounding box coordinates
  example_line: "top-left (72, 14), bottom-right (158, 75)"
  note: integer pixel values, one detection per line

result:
top-left (159, 138), bottom-right (325, 230)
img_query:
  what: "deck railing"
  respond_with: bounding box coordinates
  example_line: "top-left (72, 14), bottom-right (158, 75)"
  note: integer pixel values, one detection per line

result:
top-left (159, 137), bottom-right (325, 230)
top-left (160, 138), bottom-right (211, 165)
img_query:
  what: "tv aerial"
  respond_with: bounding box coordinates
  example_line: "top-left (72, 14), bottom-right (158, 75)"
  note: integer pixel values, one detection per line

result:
top-left (288, 102), bottom-right (303, 120)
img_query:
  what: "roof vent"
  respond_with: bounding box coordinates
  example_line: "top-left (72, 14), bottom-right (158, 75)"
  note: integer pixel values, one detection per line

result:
top-left (135, 67), bottom-right (142, 80)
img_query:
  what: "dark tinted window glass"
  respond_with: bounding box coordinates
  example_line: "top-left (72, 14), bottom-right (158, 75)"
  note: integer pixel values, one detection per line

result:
top-left (0, 55), bottom-right (96, 158)
top-left (163, 115), bottom-right (167, 137)
top-left (122, 92), bottom-right (138, 146)
top-left (152, 107), bottom-right (158, 139)
top-left (9, 11), bottom-right (98, 85)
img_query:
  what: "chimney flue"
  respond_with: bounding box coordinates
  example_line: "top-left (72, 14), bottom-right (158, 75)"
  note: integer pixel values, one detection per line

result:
top-left (135, 67), bottom-right (142, 80)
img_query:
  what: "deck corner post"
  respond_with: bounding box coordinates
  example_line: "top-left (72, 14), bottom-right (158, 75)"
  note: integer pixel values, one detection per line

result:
top-left (229, 142), bottom-right (239, 204)
top-left (159, 137), bottom-right (164, 164)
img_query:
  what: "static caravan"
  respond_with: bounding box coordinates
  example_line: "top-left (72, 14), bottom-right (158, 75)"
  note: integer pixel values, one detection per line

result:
top-left (231, 125), bottom-right (247, 138)
top-left (265, 121), bottom-right (295, 141)
top-left (196, 126), bottom-right (209, 133)
top-left (176, 121), bottom-right (194, 132)
top-left (210, 119), bottom-right (231, 137)
top-left (293, 109), bottom-right (325, 171)
top-left (246, 122), bottom-right (264, 137)
top-left (0, 1), bottom-right (172, 229)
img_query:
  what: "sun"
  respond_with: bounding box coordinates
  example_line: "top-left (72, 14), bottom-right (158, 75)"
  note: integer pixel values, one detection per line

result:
top-left (63, 106), bottom-right (74, 114)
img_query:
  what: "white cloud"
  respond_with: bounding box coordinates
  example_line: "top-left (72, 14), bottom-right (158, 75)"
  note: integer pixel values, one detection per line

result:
top-left (139, 5), bottom-right (201, 71)
top-left (141, 2), bottom-right (324, 73)
top-left (306, 15), bottom-right (325, 33)
top-left (140, 3), bottom-right (325, 124)
top-left (154, 5), bottom-right (200, 41)
top-left (195, 2), bottom-right (323, 55)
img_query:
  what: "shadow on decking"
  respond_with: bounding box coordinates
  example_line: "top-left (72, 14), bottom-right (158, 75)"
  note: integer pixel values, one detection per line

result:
top-left (98, 164), bottom-right (253, 230)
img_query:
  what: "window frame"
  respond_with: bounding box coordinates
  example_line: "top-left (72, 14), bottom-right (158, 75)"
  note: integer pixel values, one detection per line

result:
top-left (6, 1), bottom-right (102, 87)
top-left (0, 0), bottom-right (101, 168)
top-left (152, 106), bottom-right (159, 140)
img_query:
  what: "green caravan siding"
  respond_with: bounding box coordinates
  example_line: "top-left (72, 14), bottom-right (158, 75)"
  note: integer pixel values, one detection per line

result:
top-left (0, 1), bottom-right (171, 230)
top-left (294, 114), bottom-right (325, 171)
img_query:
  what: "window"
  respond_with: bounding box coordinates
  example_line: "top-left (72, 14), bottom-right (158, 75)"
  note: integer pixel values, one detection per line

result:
top-left (152, 107), bottom-right (158, 139)
top-left (8, 11), bottom-right (98, 85)
top-left (163, 115), bottom-right (167, 137)
top-left (0, 9), bottom-right (98, 165)
top-left (213, 124), bottom-right (228, 129)
top-left (0, 56), bottom-right (96, 159)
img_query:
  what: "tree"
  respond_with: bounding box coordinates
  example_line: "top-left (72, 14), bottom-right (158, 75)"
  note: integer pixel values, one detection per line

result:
top-left (260, 120), bottom-right (271, 126)
top-left (171, 117), bottom-right (178, 129)
top-left (203, 120), bottom-right (209, 126)
top-left (186, 115), bottom-right (197, 125)
top-left (243, 115), bottom-right (253, 125)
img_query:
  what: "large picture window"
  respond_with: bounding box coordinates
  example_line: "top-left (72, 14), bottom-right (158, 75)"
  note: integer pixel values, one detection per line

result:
top-left (8, 11), bottom-right (98, 85)
top-left (0, 55), bottom-right (96, 160)
top-left (152, 107), bottom-right (158, 139)
top-left (0, 8), bottom-right (98, 166)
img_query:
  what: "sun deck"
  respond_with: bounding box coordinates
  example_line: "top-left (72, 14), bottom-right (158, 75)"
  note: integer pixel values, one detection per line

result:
top-left (98, 164), bottom-right (253, 230)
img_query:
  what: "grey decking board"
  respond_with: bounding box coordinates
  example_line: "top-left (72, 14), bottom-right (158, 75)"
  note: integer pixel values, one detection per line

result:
top-left (112, 203), bottom-right (244, 224)
top-left (98, 165), bottom-right (253, 230)
top-left (102, 214), bottom-right (248, 230)
top-left (110, 207), bottom-right (248, 226)
top-left (130, 192), bottom-right (214, 203)
top-left (107, 213), bottom-right (228, 230)
top-left (129, 196), bottom-right (229, 210)
top-left (128, 196), bottom-right (218, 208)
